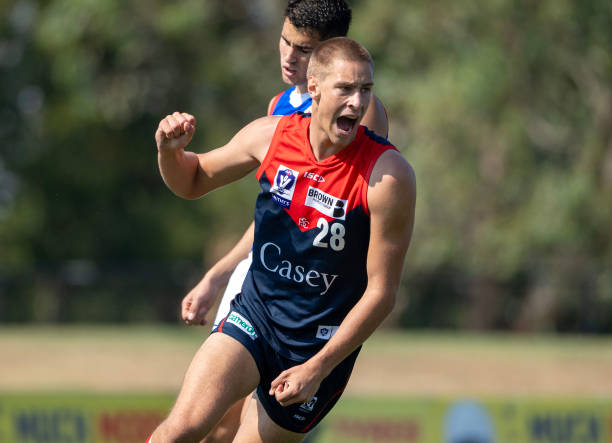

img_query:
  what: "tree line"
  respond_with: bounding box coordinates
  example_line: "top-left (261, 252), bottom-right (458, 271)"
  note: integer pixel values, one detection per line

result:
top-left (1, 0), bottom-right (611, 332)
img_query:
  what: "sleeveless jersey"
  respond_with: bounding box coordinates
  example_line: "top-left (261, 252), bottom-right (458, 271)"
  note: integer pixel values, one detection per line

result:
top-left (269, 86), bottom-right (312, 116)
top-left (236, 112), bottom-right (396, 360)
top-left (212, 87), bottom-right (312, 330)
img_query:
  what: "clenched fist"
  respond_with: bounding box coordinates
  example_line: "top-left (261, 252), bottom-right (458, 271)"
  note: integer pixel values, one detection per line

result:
top-left (155, 112), bottom-right (196, 153)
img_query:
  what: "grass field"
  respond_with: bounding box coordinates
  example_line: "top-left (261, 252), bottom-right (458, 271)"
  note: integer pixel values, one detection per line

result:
top-left (2, 326), bottom-right (612, 442)
top-left (1, 325), bottom-right (611, 396)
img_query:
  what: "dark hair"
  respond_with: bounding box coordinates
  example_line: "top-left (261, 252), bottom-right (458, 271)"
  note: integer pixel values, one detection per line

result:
top-left (284, 0), bottom-right (352, 40)
top-left (307, 37), bottom-right (373, 79)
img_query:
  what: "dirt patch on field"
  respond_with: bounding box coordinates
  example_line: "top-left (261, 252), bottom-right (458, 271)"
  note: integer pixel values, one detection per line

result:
top-left (1, 327), bottom-right (611, 397)
top-left (351, 345), bottom-right (612, 397)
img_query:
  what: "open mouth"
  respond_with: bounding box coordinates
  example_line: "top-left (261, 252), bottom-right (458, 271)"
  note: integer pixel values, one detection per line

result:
top-left (283, 65), bottom-right (296, 76)
top-left (336, 116), bottom-right (357, 135)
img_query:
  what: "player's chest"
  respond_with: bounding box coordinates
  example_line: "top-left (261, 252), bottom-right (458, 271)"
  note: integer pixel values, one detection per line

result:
top-left (264, 161), bottom-right (366, 233)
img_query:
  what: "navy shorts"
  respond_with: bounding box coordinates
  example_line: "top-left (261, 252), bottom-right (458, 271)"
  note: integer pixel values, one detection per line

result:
top-left (211, 302), bottom-right (360, 433)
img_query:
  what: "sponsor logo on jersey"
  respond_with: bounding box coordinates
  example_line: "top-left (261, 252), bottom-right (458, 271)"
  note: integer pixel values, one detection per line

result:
top-left (270, 165), bottom-right (298, 208)
top-left (299, 397), bottom-right (318, 413)
top-left (305, 187), bottom-right (347, 220)
top-left (227, 312), bottom-right (258, 340)
top-left (316, 325), bottom-right (339, 340)
top-left (304, 171), bottom-right (325, 182)
top-left (259, 242), bottom-right (339, 295)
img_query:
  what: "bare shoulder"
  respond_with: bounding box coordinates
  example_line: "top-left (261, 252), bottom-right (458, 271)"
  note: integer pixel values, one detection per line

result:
top-left (239, 114), bottom-right (283, 136)
top-left (231, 115), bottom-right (283, 163)
top-left (362, 94), bottom-right (389, 139)
top-left (368, 149), bottom-right (416, 218)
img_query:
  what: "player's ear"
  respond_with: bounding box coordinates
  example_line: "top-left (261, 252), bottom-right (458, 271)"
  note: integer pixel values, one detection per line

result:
top-left (308, 76), bottom-right (321, 102)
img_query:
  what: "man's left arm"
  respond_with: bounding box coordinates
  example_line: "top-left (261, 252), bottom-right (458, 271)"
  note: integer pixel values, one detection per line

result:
top-left (270, 149), bottom-right (416, 405)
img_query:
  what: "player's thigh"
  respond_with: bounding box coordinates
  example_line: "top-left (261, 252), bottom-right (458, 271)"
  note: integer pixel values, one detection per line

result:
top-left (233, 394), bottom-right (305, 443)
top-left (168, 333), bottom-right (260, 432)
top-left (201, 397), bottom-right (246, 443)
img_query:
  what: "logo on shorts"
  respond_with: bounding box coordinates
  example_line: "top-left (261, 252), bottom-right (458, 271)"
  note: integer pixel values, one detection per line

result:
top-left (305, 187), bottom-right (347, 220)
top-left (316, 325), bottom-right (339, 340)
top-left (227, 312), bottom-right (257, 340)
top-left (270, 165), bottom-right (298, 208)
top-left (299, 397), bottom-right (318, 413)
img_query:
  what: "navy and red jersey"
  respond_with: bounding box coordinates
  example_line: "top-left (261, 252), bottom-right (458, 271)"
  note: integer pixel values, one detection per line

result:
top-left (269, 86), bottom-right (312, 116)
top-left (235, 112), bottom-right (397, 361)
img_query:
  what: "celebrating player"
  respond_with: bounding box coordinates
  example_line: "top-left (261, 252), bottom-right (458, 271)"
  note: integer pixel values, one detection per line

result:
top-left (182, 0), bottom-right (389, 331)
top-left (150, 37), bottom-right (415, 442)
top-left (180, 5), bottom-right (390, 441)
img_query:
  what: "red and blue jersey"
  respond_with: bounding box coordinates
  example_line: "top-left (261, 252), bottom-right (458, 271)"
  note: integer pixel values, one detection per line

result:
top-left (269, 86), bottom-right (312, 116)
top-left (236, 112), bottom-right (396, 360)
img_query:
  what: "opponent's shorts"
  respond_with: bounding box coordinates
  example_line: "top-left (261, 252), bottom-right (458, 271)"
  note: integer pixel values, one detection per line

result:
top-left (211, 301), bottom-right (360, 433)
top-left (212, 253), bottom-right (253, 330)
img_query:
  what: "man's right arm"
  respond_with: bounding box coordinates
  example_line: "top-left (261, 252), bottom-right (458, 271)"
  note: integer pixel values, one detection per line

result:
top-left (182, 221), bottom-right (254, 325)
top-left (155, 111), bottom-right (280, 200)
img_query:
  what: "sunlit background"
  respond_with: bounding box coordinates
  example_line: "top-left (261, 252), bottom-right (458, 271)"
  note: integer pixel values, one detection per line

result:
top-left (1, 0), bottom-right (612, 442)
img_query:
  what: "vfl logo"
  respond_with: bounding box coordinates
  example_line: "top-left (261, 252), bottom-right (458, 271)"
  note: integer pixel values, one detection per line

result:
top-left (299, 397), bottom-right (318, 413)
top-left (305, 187), bottom-right (347, 220)
top-left (270, 165), bottom-right (298, 209)
top-left (227, 312), bottom-right (258, 340)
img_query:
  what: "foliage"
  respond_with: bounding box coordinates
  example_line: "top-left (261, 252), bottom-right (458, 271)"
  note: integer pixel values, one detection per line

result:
top-left (1, 0), bottom-right (611, 331)
top-left (351, 0), bottom-right (612, 331)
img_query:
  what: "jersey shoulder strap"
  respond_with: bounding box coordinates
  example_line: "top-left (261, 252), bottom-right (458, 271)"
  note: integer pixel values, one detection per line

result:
top-left (268, 91), bottom-right (284, 116)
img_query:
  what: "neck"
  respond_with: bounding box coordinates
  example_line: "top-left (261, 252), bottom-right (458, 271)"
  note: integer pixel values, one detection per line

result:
top-left (294, 83), bottom-right (308, 95)
top-left (308, 118), bottom-right (347, 162)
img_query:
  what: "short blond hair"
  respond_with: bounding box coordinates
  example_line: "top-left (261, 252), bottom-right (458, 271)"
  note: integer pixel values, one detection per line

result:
top-left (307, 37), bottom-right (373, 80)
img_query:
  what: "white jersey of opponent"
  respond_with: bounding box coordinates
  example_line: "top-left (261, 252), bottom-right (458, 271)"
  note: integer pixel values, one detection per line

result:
top-left (212, 252), bottom-right (253, 329)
